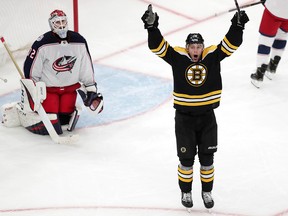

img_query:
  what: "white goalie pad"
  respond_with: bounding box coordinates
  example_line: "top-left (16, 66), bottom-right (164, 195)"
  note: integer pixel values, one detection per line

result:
top-left (35, 81), bottom-right (46, 111)
top-left (67, 104), bottom-right (82, 132)
top-left (1, 79), bottom-right (47, 127)
top-left (1, 102), bottom-right (21, 127)
top-left (16, 105), bottom-right (57, 132)
top-left (19, 79), bottom-right (46, 112)
top-left (16, 103), bottom-right (57, 128)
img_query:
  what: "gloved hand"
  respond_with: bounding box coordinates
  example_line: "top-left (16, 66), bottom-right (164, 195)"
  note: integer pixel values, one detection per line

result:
top-left (77, 84), bottom-right (104, 113)
top-left (141, 4), bottom-right (159, 29)
top-left (83, 92), bottom-right (103, 107)
top-left (261, 0), bottom-right (266, 5)
top-left (83, 92), bottom-right (104, 113)
top-left (231, 10), bottom-right (249, 29)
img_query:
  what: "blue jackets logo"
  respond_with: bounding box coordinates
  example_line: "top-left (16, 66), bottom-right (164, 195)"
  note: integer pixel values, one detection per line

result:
top-left (52, 56), bottom-right (77, 74)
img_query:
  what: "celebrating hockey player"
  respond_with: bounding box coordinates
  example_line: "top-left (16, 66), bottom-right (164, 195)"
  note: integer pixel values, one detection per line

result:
top-left (1, 9), bottom-right (103, 136)
top-left (141, 4), bottom-right (249, 210)
top-left (250, 0), bottom-right (288, 88)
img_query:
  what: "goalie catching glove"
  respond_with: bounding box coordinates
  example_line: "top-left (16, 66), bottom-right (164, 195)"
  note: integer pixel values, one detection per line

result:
top-left (77, 84), bottom-right (103, 114)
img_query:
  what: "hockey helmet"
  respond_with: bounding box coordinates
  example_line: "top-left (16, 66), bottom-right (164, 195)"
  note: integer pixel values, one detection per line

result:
top-left (186, 33), bottom-right (204, 45)
top-left (49, 9), bottom-right (68, 38)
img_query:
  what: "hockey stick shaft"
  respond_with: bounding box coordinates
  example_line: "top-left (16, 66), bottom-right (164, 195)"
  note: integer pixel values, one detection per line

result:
top-left (214, 1), bottom-right (262, 17)
top-left (0, 35), bottom-right (78, 144)
top-left (0, 36), bottom-right (24, 79)
top-left (229, 1), bottom-right (262, 12)
top-left (234, 0), bottom-right (241, 14)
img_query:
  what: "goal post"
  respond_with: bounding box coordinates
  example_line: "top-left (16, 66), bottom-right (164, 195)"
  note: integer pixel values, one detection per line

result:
top-left (73, 0), bottom-right (79, 33)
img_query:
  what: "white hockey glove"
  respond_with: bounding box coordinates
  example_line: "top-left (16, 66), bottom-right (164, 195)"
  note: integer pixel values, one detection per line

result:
top-left (77, 84), bottom-right (103, 114)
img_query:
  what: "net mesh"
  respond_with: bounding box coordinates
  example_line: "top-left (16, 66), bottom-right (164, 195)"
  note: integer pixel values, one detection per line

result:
top-left (0, 0), bottom-right (74, 65)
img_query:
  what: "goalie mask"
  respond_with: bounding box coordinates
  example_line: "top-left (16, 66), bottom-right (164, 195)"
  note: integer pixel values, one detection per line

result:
top-left (49, 9), bottom-right (68, 38)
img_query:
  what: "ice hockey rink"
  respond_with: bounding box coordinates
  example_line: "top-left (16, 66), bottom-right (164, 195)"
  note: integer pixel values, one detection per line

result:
top-left (1, 0), bottom-right (288, 215)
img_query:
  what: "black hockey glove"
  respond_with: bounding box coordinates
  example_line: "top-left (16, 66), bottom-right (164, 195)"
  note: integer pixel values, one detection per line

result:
top-left (231, 10), bottom-right (249, 29)
top-left (141, 4), bottom-right (159, 29)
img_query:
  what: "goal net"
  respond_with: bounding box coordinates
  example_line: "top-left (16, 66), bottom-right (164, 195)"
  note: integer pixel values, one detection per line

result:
top-left (0, 0), bottom-right (76, 66)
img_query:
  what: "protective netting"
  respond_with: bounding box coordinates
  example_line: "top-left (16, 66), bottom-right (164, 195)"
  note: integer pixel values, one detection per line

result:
top-left (0, 0), bottom-right (74, 66)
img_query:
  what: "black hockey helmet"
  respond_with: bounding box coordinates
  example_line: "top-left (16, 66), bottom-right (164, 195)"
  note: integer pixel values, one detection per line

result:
top-left (186, 33), bottom-right (204, 45)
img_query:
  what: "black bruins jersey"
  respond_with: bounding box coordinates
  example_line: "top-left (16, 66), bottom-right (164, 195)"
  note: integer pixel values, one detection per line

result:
top-left (148, 25), bottom-right (243, 113)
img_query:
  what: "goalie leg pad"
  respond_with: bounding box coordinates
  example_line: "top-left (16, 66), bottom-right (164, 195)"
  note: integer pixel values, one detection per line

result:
top-left (1, 102), bottom-right (21, 127)
top-left (67, 104), bottom-right (82, 132)
top-left (19, 79), bottom-right (46, 112)
top-left (16, 104), bottom-right (63, 135)
top-left (25, 117), bottom-right (63, 135)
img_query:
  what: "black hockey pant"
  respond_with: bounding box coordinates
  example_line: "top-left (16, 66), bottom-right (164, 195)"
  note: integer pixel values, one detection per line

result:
top-left (175, 109), bottom-right (217, 193)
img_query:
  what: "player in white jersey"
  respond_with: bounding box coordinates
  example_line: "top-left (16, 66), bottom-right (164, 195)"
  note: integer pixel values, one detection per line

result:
top-left (251, 0), bottom-right (288, 88)
top-left (16, 9), bottom-right (103, 135)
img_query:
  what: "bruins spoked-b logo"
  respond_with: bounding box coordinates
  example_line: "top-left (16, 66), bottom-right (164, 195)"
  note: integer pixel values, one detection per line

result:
top-left (185, 63), bottom-right (208, 87)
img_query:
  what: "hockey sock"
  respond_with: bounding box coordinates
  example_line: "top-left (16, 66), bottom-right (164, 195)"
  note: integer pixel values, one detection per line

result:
top-left (178, 164), bottom-right (193, 192)
top-left (200, 165), bottom-right (214, 192)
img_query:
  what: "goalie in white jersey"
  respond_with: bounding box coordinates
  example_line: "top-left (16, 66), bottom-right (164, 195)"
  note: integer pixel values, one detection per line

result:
top-left (2, 9), bottom-right (103, 135)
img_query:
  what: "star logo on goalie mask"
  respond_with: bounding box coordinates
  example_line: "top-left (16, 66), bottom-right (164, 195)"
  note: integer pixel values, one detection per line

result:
top-left (185, 63), bottom-right (207, 87)
top-left (52, 56), bottom-right (77, 74)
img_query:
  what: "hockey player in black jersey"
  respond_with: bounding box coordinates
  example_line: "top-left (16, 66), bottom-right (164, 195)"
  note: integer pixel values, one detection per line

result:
top-left (142, 5), bottom-right (249, 210)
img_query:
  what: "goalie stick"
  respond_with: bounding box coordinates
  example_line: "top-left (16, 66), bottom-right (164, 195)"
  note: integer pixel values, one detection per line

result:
top-left (0, 35), bottom-right (79, 144)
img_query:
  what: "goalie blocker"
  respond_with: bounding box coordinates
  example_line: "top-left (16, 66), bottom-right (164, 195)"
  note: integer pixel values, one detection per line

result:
top-left (1, 79), bottom-right (81, 135)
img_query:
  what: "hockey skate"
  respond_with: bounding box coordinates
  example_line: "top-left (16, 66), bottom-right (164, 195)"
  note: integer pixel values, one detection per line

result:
top-left (202, 191), bottom-right (214, 209)
top-left (250, 64), bottom-right (268, 88)
top-left (181, 191), bottom-right (193, 208)
top-left (265, 56), bottom-right (281, 80)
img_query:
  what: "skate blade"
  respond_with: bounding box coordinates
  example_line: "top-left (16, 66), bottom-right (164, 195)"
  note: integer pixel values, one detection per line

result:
top-left (207, 209), bottom-right (215, 215)
top-left (186, 207), bottom-right (214, 215)
top-left (186, 208), bottom-right (193, 213)
top-left (251, 79), bottom-right (262, 88)
top-left (265, 71), bottom-right (275, 80)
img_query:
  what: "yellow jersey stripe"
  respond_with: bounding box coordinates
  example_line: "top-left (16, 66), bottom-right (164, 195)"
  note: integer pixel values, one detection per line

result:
top-left (151, 38), bottom-right (166, 53)
top-left (173, 90), bottom-right (221, 99)
top-left (174, 98), bottom-right (221, 106)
